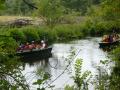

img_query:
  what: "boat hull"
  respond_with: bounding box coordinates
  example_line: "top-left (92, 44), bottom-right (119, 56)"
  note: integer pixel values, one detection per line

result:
top-left (99, 41), bottom-right (120, 48)
top-left (16, 46), bottom-right (52, 60)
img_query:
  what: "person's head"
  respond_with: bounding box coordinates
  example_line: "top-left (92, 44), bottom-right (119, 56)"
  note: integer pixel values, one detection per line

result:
top-left (32, 41), bottom-right (34, 43)
top-left (32, 41), bottom-right (35, 44)
top-left (26, 42), bottom-right (29, 45)
top-left (41, 40), bottom-right (44, 43)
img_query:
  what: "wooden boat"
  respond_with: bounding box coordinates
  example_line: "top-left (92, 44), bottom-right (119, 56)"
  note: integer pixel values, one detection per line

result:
top-left (99, 40), bottom-right (120, 48)
top-left (16, 46), bottom-right (52, 60)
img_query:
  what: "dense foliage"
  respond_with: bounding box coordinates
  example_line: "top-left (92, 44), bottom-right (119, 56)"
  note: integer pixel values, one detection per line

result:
top-left (110, 46), bottom-right (120, 89)
top-left (0, 32), bottom-right (29, 89)
top-left (0, 0), bottom-right (34, 15)
top-left (0, 0), bottom-right (101, 15)
top-left (35, 0), bottom-right (64, 28)
top-left (62, 0), bottom-right (93, 15)
top-left (91, 46), bottom-right (120, 90)
top-left (87, 0), bottom-right (120, 33)
top-left (0, 25), bottom-right (84, 44)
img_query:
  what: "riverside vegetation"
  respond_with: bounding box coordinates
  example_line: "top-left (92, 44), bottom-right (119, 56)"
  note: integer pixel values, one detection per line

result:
top-left (0, 0), bottom-right (120, 90)
top-left (0, 20), bottom-right (119, 44)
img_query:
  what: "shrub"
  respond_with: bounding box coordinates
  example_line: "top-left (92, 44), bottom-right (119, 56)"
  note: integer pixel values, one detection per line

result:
top-left (21, 26), bottom-right (39, 42)
top-left (9, 28), bottom-right (26, 43)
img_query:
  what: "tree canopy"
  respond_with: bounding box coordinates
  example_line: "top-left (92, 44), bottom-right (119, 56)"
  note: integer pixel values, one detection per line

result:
top-left (34, 0), bottom-right (64, 28)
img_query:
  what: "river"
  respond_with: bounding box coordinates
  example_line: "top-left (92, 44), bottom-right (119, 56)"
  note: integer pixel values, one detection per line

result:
top-left (22, 37), bottom-right (109, 90)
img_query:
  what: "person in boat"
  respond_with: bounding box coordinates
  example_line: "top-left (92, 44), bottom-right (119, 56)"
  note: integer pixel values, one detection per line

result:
top-left (41, 40), bottom-right (46, 48)
top-left (112, 33), bottom-right (119, 42)
top-left (102, 35), bottom-right (109, 42)
top-left (35, 42), bottom-right (41, 49)
top-left (109, 34), bottom-right (113, 43)
top-left (24, 42), bottom-right (29, 50)
top-left (116, 34), bottom-right (119, 39)
top-left (17, 42), bottom-right (29, 51)
top-left (114, 34), bottom-right (119, 40)
top-left (30, 41), bottom-right (36, 49)
top-left (17, 43), bottom-right (25, 51)
top-left (28, 44), bottom-right (33, 50)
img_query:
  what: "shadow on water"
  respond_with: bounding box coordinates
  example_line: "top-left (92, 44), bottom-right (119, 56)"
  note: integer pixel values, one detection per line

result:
top-left (21, 54), bottom-right (52, 90)
top-left (21, 53), bottom-right (52, 67)
top-left (99, 44), bottom-right (120, 52)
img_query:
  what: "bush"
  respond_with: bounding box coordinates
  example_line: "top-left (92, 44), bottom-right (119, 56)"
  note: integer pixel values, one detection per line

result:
top-left (9, 28), bottom-right (26, 43)
top-left (21, 26), bottom-right (39, 42)
top-left (2, 19), bottom-right (119, 44)
top-left (84, 20), bottom-right (120, 36)
top-left (37, 27), bottom-right (57, 44)
top-left (54, 24), bottom-right (84, 41)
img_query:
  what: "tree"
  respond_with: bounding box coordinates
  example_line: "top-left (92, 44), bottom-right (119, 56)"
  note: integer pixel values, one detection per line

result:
top-left (62, 0), bottom-right (93, 15)
top-left (0, 0), bottom-right (5, 14)
top-left (92, 0), bottom-right (101, 4)
top-left (88, 0), bottom-right (120, 21)
top-left (101, 0), bottom-right (120, 21)
top-left (34, 0), bottom-right (64, 28)
top-left (0, 35), bottom-right (29, 90)
top-left (0, 0), bottom-right (5, 8)
top-left (0, 0), bottom-right (34, 15)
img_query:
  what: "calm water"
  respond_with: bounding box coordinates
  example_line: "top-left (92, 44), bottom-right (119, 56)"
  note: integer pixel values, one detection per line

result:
top-left (22, 37), bottom-right (109, 90)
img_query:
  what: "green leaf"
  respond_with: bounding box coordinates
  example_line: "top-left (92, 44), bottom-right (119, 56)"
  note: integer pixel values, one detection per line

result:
top-left (43, 73), bottom-right (50, 80)
top-left (33, 79), bottom-right (44, 85)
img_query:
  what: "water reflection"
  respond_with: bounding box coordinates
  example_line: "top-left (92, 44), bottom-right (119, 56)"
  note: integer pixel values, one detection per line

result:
top-left (22, 58), bottom-right (49, 67)
top-left (21, 58), bottom-right (52, 90)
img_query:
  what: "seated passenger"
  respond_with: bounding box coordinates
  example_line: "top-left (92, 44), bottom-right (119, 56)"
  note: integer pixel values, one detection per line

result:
top-left (116, 34), bottom-right (119, 39)
top-left (29, 44), bottom-right (34, 50)
top-left (31, 41), bottom-right (35, 49)
top-left (24, 42), bottom-right (29, 50)
top-left (17, 43), bottom-right (25, 51)
top-left (102, 35), bottom-right (109, 42)
top-left (41, 40), bottom-right (46, 48)
top-left (109, 35), bottom-right (113, 43)
top-left (35, 44), bottom-right (41, 49)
